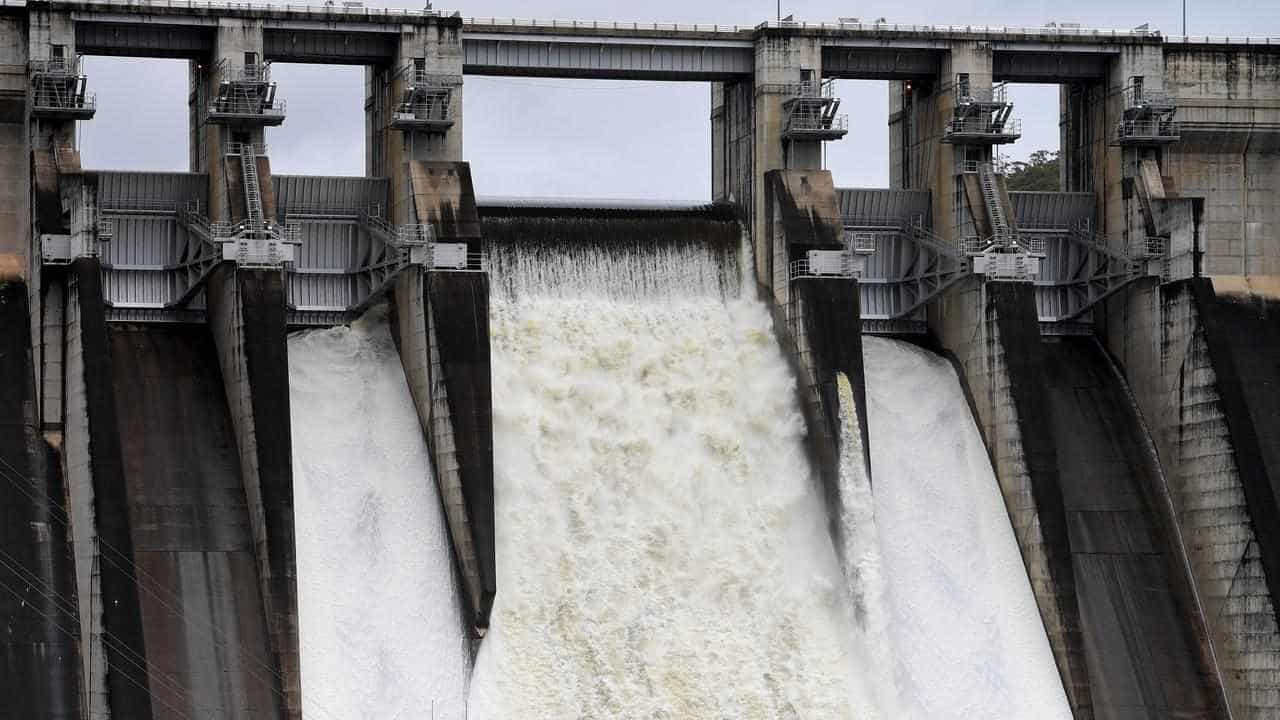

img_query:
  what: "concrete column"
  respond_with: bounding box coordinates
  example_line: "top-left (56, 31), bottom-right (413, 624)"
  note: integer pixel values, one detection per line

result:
top-left (751, 31), bottom-right (823, 288)
top-left (196, 18), bottom-right (266, 222)
top-left (367, 17), bottom-right (464, 225)
top-left (26, 8), bottom-right (77, 161)
top-left (389, 161), bottom-right (495, 633)
top-left (928, 279), bottom-right (1093, 718)
top-left (761, 168), bottom-right (872, 563)
top-left (0, 279), bottom-right (81, 720)
top-left (205, 264), bottom-right (300, 720)
top-left (710, 79), bottom-right (754, 211)
top-left (68, 259), bottom-right (155, 720)
top-left (63, 270), bottom-right (110, 720)
top-left (0, 15), bottom-right (30, 284)
top-left (891, 40), bottom-right (1003, 240)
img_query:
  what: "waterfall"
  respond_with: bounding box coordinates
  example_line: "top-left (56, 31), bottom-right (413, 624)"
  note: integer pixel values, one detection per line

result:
top-left (858, 337), bottom-right (1072, 720)
top-left (468, 238), bottom-right (870, 718)
top-left (835, 372), bottom-right (901, 717)
top-left (288, 308), bottom-right (470, 720)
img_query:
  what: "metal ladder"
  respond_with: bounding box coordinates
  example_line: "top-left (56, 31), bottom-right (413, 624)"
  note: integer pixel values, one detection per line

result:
top-left (240, 144), bottom-right (264, 227)
top-left (979, 162), bottom-right (1011, 243)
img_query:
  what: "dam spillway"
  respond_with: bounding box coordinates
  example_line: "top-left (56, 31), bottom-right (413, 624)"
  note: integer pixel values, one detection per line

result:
top-left (287, 313), bottom-right (470, 720)
top-left (5, 0), bottom-right (1280, 717)
top-left (469, 218), bottom-right (871, 716)
top-left (858, 338), bottom-right (1072, 719)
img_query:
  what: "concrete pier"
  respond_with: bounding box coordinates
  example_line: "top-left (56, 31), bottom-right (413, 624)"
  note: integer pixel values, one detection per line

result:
top-left (205, 266), bottom-right (300, 719)
top-left (391, 161), bottom-right (496, 633)
top-left (761, 169), bottom-right (874, 551)
top-left (0, 280), bottom-right (80, 720)
top-left (68, 259), bottom-right (155, 719)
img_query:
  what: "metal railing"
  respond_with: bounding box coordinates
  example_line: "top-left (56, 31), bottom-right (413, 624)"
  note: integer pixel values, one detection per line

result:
top-left (31, 90), bottom-right (95, 112)
top-left (843, 215), bottom-right (911, 230)
top-left (956, 83), bottom-right (1008, 106)
top-left (102, 199), bottom-right (191, 214)
top-left (282, 202), bottom-right (363, 218)
top-left (224, 142), bottom-right (268, 155)
top-left (961, 235), bottom-right (990, 255)
top-left (405, 68), bottom-right (462, 87)
top-left (844, 230), bottom-right (879, 254)
top-left (961, 157), bottom-right (1012, 174)
top-left (209, 97), bottom-right (286, 115)
top-left (794, 78), bottom-right (837, 98)
top-left (945, 117), bottom-right (1022, 137)
top-left (1123, 87), bottom-right (1174, 110)
top-left (363, 213), bottom-right (437, 247)
top-left (216, 59), bottom-right (271, 84)
top-left (395, 98), bottom-right (454, 122)
top-left (756, 19), bottom-right (1167, 37)
top-left (29, 57), bottom-right (79, 76)
top-left (1015, 234), bottom-right (1046, 256)
top-left (54, 145), bottom-right (80, 170)
top-left (1130, 236), bottom-right (1168, 258)
top-left (787, 111), bottom-right (848, 133)
top-left (0, 0), bottom-right (455, 16)
top-left (1170, 35), bottom-right (1280, 45)
top-left (466, 16), bottom-right (751, 32)
top-left (0, 1), bottom-right (1276, 44)
top-left (1115, 119), bottom-right (1180, 141)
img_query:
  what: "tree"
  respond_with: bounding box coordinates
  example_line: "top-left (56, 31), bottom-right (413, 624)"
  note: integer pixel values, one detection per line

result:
top-left (1004, 150), bottom-right (1060, 192)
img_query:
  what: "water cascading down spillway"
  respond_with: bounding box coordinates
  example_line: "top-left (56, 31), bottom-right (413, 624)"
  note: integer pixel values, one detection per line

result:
top-left (850, 337), bottom-right (1073, 719)
top-left (467, 210), bottom-right (873, 717)
top-left (283, 208), bottom-right (1075, 719)
top-left (288, 310), bottom-right (470, 720)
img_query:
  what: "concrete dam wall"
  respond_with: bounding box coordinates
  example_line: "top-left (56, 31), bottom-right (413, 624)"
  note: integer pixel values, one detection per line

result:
top-left (6, 1), bottom-right (1280, 716)
top-left (106, 323), bottom-right (282, 718)
top-left (0, 279), bottom-right (80, 720)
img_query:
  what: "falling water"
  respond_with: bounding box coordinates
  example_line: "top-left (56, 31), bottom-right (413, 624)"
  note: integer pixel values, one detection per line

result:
top-left (856, 337), bottom-right (1072, 720)
top-left (468, 238), bottom-right (871, 718)
top-left (288, 308), bottom-right (470, 720)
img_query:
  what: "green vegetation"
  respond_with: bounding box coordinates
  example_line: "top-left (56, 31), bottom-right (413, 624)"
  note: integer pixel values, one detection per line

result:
top-left (1004, 150), bottom-right (1060, 192)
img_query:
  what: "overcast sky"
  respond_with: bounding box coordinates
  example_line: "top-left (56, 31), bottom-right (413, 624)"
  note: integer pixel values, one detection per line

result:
top-left (78, 0), bottom-right (1279, 202)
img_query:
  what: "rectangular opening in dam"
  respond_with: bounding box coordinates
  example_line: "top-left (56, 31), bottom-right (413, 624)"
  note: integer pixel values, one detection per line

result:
top-left (825, 80), bottom-right (891, 188)
top-left (463, 77), bottom-right (711, 203)
top-left (267, 64), bottom-right (366, 176)
top-left (1000, 83), bottom-right (1061, 190)
top-left (79, 57), bottom-right (189, 172)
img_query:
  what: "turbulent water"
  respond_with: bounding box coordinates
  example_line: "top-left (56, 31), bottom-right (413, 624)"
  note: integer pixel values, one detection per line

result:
top-left (468, 241), bottom-right (870, 718)
top-left (282, 234), bottom-right (1070, 719)
top-left (856, 337), bottom-right (1072, 720)
top-left (288, 310), bottom-right (470, 720)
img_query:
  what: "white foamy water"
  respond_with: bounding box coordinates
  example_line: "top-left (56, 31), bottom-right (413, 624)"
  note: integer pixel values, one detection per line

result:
top-left (469, 242), bottom-right (870, 718)
top-left (834, 373), bottom-right (901, 717)
top-left (288, 309), bottom-right (470, 720)
top-left (858, 337), bottom-right (1072, 720)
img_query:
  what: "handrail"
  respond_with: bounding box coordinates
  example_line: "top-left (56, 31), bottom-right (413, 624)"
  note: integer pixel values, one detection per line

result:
top-left (29, 58), bottom-right (80, 75)
top-left (209, 97), bottom-right (286, 115)
top-left (31, 90), bottom-right (95, 110)
top-left (946, 117), bottom-right (1022, 135)
top-left (1115, 119), bottom-right (1181, 138)
top-left (1, 1), bottom-right (1275, 43)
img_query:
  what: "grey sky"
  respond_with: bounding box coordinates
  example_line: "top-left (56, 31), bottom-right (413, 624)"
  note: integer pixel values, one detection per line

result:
top-left (78, 0), bottom-right (1279, 202)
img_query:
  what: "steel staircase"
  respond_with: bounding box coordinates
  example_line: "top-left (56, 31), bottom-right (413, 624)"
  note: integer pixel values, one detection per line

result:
top-left (240, 144), bottom-right (264, 226)
top-left (979, 162), bottom-right (1011, 243)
